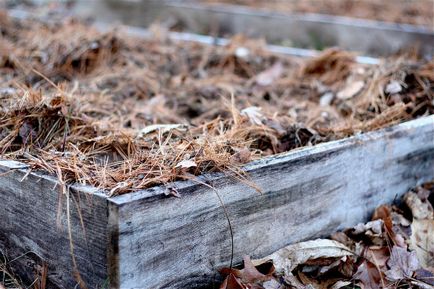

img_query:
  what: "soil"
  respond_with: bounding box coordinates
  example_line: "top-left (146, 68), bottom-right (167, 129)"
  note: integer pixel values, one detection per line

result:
top-left (0, 12), bottom-right (433, 194)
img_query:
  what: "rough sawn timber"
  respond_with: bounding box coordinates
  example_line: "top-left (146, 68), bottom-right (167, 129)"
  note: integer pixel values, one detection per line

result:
top-left (0, 115), bottom-right (433, 289)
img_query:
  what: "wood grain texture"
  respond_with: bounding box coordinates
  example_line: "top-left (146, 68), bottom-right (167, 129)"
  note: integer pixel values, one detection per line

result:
top-left (0, 163), bottom-right (108, 289)
top-left (108, 115), bottom-right (434, 288)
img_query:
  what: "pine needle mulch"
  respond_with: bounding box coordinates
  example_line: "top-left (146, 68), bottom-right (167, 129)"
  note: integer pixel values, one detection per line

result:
top-left (0, 12), bottom-right (433, 195)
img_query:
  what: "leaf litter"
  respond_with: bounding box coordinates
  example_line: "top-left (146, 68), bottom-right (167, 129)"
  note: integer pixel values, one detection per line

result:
top-left (0, 12), bottom-right (433, 195)
top-left (219, 182), bottom-right (434, 289)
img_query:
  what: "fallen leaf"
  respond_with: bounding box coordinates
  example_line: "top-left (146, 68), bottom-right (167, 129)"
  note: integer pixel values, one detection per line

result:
top-left (353, 220), bottom-right (383, 235)
top-left (385, 246), bottom-right (420, 281)
top-left (409, 279), bottom-right (434, 289)
top-left (256, 62), bottom-right (284, 86)
top-left (220, 273), bottom-right (246, 289)
top-left (283, 274), bottom-right (308, 289)
top-left (385, 80), bottom-right (402, 94)
top-left (230, 148), bottom-right (251, 163)
top-left (391, 211), bottom-right (411, 227)
top-left (330, 280), bottom-right (351, 289)
top-left (137, 123), bottom-right (187, 138)
top-left (372, 205), bottom-right (396, 244)
top-left (319, 92), bottom-right (334, 106)
top-left (175, 159), bottom-right (197, 169)
top-left (262, 278), bottom-right (282, 289)
top-left (337, 80), bottom-right (364, 100)
top-left (409, 219), bottom-right (434, 269)
top-left (19, 121), bottom-right (37, 145)
top-left (353, 260), bottom-right (382, 289)
top-left (164, 187), bottom-right (181, 198)
top-left (255, 239), bottom-right (353, 276)
top-left (414, 268), bottom-right (434, 285)
top-left (365, 246), bottom-right (389, 268)
top-left (241, 106), bottom-right (264, 125)
top-left (404, 192), bottom-right (433, 220)
top-left (220, 256), bottom-right (273, 285)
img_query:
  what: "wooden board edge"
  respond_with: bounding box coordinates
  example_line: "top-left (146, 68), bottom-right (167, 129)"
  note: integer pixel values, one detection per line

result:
top-left (109, 115), bottom-right (434, 205)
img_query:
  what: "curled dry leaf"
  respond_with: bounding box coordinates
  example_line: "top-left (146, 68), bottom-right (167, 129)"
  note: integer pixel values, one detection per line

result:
top-left (254, 239), bottom-right (353, 276)
top-left (175, 159), bottom-right (197, 169)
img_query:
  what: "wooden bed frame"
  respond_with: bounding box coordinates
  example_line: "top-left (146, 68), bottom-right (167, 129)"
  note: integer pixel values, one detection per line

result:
top-left (72, 0), bottom-right (434, 57)
top-left (1, 115), bottom-right (433, 288)
top-left (1, 8), bottom-right (433, 289)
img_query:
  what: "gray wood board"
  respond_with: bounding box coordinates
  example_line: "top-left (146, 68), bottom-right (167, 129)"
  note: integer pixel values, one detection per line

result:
top-left (0, 163), bottom-right (108, 289)
top-left (74, 0), bottom-right (434, 57)
top-left (107, 115), bottom-right (434, 288)
top-left (0, 118), bottom-right (433, 288)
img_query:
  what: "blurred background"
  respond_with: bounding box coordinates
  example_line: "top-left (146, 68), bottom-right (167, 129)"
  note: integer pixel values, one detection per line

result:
top-left (1, 0), bottom-right (433, 57)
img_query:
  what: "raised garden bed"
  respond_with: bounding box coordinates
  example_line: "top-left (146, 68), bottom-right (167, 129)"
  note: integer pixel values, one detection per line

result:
top-left (0, 10), bottom-right (433, 289)
top-left (72, 0), bottom-right (434, 57)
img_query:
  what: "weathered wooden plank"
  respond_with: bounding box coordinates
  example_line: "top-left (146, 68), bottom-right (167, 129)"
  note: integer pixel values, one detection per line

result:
top-left (1, 116), bottom-right (433, 288)
top-left (0, 162), bottom-right (109, 289)
top-left (72, 0), bottom-right (434, 57)
top-left (107, 115), bottom-right (434, 288)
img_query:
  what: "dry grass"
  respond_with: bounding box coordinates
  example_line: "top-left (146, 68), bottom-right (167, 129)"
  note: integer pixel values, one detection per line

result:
top-left (0, 13), bottom-right (432, 195)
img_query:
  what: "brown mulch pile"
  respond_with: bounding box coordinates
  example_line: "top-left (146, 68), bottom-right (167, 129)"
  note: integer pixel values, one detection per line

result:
top-left (219, 182), bottom-right (434, 289)
top-left (0, 12), bottom-right (433, 194)
top-left (205, 0), bottom-right (434, 28)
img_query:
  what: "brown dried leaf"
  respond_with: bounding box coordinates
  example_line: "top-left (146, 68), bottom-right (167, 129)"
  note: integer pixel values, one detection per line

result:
top-left (220, 256), bottom-right (273, 285)
top-left (365, 246), bottom-right (389, 269)
top-left (220, 273), bottom-right (247, 289)
top-left (353, 260), bottom-right (382, 289)
top-left (372, 205), bottom-right (395, 243)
